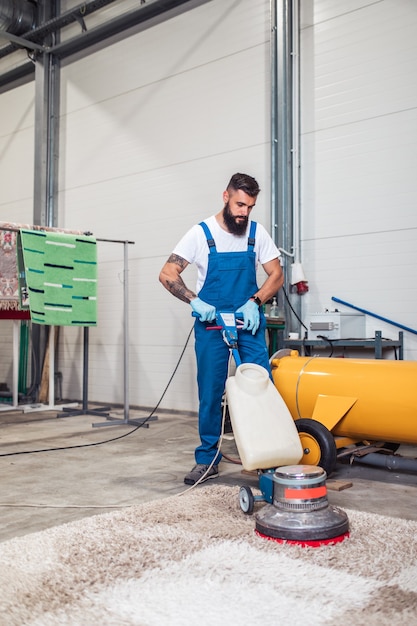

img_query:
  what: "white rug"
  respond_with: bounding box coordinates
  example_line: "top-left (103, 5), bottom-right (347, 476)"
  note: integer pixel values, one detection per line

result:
top-left (1, 485), bottom-right (417, 625)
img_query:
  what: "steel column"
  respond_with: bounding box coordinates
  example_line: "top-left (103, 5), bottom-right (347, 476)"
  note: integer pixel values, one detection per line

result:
top-left (270, 0), bottom-right (301, 331)
top-left (33, 0), bottom-right (60, 227)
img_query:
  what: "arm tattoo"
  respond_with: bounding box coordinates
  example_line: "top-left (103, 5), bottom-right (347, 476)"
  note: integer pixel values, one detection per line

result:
top-left (166, 277), bottom-right (195, 304)
top-left (165, 254), bottom-right (196, 303)
top-left (167, 254), bottom-right (188, 270)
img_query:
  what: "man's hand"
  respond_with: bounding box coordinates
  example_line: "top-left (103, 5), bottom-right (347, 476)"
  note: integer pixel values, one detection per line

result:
top-left (236, 299), bottom-right (260, 335)
top-left (190, 297), bottom-right (216, 322)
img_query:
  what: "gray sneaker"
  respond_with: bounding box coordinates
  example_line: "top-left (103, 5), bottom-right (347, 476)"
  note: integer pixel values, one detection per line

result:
top-left (184, 463), bottom-right (219, 485)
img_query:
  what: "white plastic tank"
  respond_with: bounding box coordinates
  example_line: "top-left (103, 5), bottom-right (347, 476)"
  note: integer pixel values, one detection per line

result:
top-left (225, 363), bottom-right (303, 471)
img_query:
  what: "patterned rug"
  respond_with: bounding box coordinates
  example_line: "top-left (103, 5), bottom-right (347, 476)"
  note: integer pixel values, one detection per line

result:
top-left (0, 222), bottom-right (92, 321)
top-left (0, 485), bottom-right (416, 625)
top-left (0, 230), bottom-right (19, 310)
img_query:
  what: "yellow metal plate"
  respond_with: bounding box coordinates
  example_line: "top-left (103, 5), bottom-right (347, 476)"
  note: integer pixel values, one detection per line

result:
top-left (311, 394), bottom-right (357, 431)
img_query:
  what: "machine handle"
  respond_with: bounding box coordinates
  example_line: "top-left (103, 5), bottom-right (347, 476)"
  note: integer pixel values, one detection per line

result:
top-left (192, 310), bottom-right (244, 331)
top-left (191, 311), bottom-right (244, 319)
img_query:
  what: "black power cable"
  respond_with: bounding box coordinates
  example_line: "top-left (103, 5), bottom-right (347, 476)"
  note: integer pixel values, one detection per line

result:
top-left (0, 325), bottom-right (194, 458)
top-left (283, 286), bottom-right (308, 331)
top-left (316, 335), bottom-right (334, 357)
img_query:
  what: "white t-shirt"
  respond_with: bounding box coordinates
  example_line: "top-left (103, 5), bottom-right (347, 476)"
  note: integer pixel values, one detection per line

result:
top-left (173, 216), bottom-right (280, 293)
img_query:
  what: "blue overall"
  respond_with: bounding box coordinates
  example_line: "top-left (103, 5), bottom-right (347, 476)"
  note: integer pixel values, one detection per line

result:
top-left (194, 221), bottom-right (271, 465)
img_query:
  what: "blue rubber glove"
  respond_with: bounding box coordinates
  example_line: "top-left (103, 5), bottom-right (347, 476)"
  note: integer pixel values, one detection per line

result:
top-left (190, 297), bottom-right (216, 322)
top-left (236, 299), bottom-right (260, 335)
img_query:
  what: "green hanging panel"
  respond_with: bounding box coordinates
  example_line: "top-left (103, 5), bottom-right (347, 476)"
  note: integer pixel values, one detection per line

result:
top-left (18, 230), bottom-right (98, 326)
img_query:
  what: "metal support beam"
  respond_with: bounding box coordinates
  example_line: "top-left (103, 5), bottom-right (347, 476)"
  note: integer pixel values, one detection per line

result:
top-left (31, 1), bottom-right (61, 393)
top-left (271, 0), bottom-right (297, 322)
top-left (33, 0), bottom-right (60, 227)
top-left (0, 30), bottom-right (46, 51)
top-left (271, 0), bottom-right (293, 250)
top-left (0, 61), bottom-right (34, 92)
top-left (33, 50), bottom-right (61, 227)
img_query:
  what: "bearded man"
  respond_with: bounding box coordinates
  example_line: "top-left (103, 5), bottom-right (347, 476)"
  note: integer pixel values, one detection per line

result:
top-left (159, 173), bottom-right (284, 485)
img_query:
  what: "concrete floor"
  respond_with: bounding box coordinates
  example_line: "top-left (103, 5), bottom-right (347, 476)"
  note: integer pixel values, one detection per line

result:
top-left (1, 402), bottom-right (417, 543)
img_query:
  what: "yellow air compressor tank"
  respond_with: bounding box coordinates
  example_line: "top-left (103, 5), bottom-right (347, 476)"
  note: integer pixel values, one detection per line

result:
top-left (271, 352), bottom-right (417, 446)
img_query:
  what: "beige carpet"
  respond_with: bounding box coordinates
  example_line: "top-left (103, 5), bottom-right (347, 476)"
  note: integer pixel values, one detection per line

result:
top-left (1, 485), bottom-right (416, 625)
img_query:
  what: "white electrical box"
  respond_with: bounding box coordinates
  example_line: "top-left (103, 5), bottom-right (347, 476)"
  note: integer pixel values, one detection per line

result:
top-left (307, 312), bottom-right (366, 340)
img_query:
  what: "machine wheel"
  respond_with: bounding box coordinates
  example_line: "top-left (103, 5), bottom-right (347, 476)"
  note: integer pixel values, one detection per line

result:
top-left (295, 418), bottom-right (337, 476)
top-left (239, 485), bottom-right (255, 515)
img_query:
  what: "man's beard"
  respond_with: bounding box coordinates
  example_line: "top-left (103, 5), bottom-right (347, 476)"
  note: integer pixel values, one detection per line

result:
top-left (223, 202), bottom-right (249, 236)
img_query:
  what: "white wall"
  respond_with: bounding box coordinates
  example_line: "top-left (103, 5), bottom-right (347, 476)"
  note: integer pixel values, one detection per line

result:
top-left (57, 0), bottom-right (272, 411)
top-left (0, 82), bottom-right (35, 394)
top-left (300, 0), bottom-right (417, 359)
top-left (0, 81), bottom-right (34, 219)
top-left (0, 0), bottom-right (416, 409)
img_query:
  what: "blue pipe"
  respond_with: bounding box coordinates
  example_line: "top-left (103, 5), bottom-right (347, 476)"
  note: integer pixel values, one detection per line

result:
top-left (331, 297), bottom-right (417, 336)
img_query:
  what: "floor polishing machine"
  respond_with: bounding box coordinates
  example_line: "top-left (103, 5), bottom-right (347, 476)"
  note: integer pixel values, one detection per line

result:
top-left (205, 310), bottom-right (350, 546)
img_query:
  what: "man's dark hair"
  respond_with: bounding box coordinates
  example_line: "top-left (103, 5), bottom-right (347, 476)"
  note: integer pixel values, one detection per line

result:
top-left (227, 173), bottom-right (260, 198)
